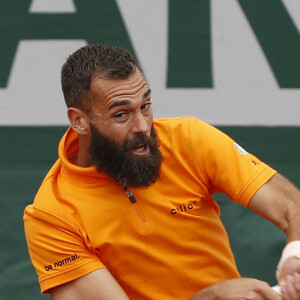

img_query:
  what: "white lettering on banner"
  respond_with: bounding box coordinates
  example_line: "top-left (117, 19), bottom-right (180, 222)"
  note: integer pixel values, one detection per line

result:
top-left (0, 41), bottom-right (86, 125)
top-left (30, 0), bottom-right (76, 13)
top-left (0, 0), bottom-right (299, 126)
top-left (282, 0), bottom-right (300, 30)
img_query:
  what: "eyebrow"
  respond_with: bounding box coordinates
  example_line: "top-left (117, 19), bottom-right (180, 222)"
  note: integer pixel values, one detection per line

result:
top-left (108, 89), bottom-right (151, 111)
top-left (143, 88), bottom-right (151, 99)
top-left (108, 100), bottom-right (131, 111)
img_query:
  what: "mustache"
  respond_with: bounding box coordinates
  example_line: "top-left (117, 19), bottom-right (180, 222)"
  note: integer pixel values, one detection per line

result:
top-left (123, 132), bottom-right (157, 151)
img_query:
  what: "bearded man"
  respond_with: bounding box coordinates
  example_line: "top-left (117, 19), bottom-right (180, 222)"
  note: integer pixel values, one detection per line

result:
top-left (24, 44), bottom-right (300, 300)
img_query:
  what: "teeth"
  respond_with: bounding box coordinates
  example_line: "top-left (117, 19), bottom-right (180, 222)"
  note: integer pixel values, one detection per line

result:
top-left (135, 144), bottom-right (145, 152)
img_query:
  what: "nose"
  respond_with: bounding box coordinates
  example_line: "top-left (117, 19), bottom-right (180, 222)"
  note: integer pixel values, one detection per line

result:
top-left (131, 112), bottom-right (150, 135)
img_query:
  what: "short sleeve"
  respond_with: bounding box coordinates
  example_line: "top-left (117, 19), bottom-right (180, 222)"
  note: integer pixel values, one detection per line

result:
top-left (190, 118), bottom-right (277, 206)
top-left (24, 205), bottom-right (105, 293)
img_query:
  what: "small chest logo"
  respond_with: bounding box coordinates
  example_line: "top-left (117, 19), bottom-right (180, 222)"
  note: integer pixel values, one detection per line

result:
top-left (170, 202), bottom-right (196, 215)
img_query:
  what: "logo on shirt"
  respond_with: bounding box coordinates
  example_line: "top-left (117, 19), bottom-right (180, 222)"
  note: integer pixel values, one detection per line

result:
top-left (234, 142), bottom-right (248, 155)
top-left (44, 253), bottom-right (80, 271)
top-left (251, 158), bottom-right (259, 166)
top-left (170, 202), bottom-right (197, 215)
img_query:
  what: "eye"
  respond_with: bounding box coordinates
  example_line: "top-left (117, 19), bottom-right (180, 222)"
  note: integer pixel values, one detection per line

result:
top-left (141, 102), bottom-right (152, 111)
top-left (113, 111), bottom-right (128, 120)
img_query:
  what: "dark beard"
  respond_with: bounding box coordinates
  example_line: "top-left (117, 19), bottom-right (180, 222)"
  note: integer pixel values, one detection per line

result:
top-left (89, 123), bottom-right (163, 188)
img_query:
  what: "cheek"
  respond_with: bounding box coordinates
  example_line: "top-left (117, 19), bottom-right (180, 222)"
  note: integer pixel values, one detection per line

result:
top-left (146, 114), bottom-right (153, 130)
top-left (109, 126), bottom-right (130, 145)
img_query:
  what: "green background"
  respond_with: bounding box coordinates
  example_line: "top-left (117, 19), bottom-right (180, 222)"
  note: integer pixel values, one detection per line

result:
top-left (0, 0), bottom-right (299, 298)
top-left (1, 125), bottom-right (298, 299)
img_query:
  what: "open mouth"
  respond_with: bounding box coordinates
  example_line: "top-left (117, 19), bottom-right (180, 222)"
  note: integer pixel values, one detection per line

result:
top-left (130, 143), bottom-right (150, 156)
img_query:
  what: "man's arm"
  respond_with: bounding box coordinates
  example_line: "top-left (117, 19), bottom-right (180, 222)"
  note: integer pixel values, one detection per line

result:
top-left (248, 173), bottom-right (300, 299)
top-left (50, 268), bottom-right (129, 300)
top-left (248, 173), bottom-right (300, 242)
top-left (187, 278), bottom-right (282, 300)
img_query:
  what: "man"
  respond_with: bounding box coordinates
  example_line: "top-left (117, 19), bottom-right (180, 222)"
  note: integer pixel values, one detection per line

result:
top-left (24, 44), bottom-right (300, 299)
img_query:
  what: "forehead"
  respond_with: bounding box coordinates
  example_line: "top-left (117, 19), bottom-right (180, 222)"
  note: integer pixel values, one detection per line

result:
top-left (90, 70), bottom-right (149, 109)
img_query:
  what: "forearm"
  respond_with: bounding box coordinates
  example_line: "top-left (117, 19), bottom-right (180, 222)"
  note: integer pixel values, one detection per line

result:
top-left (50, 269), bottom-right (129, 300)
top-left (275, 175), bottom-right (300, 242)
top-left (186, 278), bottom-right (281, 300)
top-left (283, 199), bottom-right (300, 243)
top-left (246, 173), bottom-right (300, 299)
top-left (187, 283), bottom-right (217, 300)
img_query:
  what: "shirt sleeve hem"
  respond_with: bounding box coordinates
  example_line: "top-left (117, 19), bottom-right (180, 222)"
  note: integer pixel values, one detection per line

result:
top-left (40, 260), bottom-right (105, 294)
top-left (237, 166), bottom-right (277, 207)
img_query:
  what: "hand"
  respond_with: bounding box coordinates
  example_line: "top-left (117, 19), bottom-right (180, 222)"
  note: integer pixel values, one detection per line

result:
top-left (278, 257), bottom-right (300, 300)
top-left (187, 278), bottom-right (282, 300)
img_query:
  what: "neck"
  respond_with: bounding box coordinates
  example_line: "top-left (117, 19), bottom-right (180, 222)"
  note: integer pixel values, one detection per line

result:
top-left (74, 134), bottom-right (91, 167)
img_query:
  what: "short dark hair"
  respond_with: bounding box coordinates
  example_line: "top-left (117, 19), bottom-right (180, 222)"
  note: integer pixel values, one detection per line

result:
top-left (61, 44), bottom-right (141, 113)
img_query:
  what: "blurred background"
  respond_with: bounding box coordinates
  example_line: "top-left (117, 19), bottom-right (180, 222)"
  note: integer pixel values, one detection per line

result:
top-left (0, 0), bottom-right (299, 299)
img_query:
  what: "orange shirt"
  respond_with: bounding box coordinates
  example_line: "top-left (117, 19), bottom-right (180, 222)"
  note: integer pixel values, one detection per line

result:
top-left (24, 117), bottom-right (276, 299)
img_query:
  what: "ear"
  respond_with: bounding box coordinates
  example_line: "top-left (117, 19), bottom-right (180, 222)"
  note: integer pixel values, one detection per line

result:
top-left (67, 107), bottom-right (90, 135)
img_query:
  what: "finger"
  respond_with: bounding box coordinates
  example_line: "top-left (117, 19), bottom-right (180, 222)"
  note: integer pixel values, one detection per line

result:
top-left (244, 291), bottom-right (256, 300)
top-left (282, 275), bottom-right (298, 300)
top-left (294, 273), bottom-right (300, 292)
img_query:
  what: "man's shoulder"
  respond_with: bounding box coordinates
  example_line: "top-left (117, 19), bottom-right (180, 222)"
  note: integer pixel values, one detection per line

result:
top-left (24, 161), bottom-right (76, 230)
top-left (27, 159), bottom-right (62, 211)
